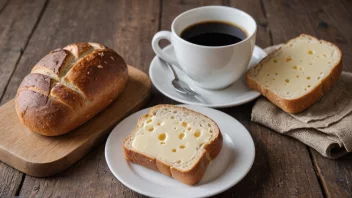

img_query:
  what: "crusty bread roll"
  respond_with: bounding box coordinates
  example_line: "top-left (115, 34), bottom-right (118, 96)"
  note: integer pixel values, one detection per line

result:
top-left (15, 42), bottom-right (128, 136)
top-left (123, 105), bottom-right (223, 185)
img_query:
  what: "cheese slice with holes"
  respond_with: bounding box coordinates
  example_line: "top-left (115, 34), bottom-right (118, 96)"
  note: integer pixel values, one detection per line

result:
top-left (132, 117), bottom-right (211, 163)
top-left (123, 105), bottom-right (222, 185)
top-left (246, 34), bottom-right (342, 113)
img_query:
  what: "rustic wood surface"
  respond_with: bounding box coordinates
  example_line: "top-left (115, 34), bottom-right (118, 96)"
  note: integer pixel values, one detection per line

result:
top-left (0, 0), bottom-right (351, 197)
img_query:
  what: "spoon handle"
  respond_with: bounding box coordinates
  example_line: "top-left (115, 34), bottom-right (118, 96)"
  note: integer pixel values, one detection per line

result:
top-left (159, 58), bottom-right (179, 80)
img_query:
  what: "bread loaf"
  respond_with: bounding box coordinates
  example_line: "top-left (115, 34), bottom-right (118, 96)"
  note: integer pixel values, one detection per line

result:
top-left (246, 34), bottom-right (342, 113)
top-left (15, 42), bottom-right (128, 136)
top-left (123, 105), bottom-right (223, 185)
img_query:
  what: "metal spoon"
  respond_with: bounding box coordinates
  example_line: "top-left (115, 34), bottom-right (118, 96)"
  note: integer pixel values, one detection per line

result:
top-left (158, 58), bottom-right (200, 96)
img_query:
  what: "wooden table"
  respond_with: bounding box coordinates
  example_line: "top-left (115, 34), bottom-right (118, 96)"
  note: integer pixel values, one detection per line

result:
top-left (0, 0), bottom-right (351, 197)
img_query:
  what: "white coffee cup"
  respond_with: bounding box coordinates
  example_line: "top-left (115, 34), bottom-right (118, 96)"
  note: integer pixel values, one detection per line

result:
top-left (152, 6), bottom-right (257, 90)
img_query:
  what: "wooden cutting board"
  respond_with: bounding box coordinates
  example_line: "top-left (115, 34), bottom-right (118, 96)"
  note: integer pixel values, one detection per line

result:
top-left (0, 66), bottom-right (151, 177)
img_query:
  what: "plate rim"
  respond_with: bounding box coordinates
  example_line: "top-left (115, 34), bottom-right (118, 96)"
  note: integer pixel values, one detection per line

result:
top-left (105, 105), bottom-right (255, 198)
top-left (149, 45), bottom-right (266, 108)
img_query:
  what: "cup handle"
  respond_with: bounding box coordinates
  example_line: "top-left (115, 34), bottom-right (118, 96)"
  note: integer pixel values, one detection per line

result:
top-left (152, 31), bottom-right (179, 67)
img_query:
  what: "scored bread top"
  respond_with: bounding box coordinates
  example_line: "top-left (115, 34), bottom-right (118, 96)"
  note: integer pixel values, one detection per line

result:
top-left (123, 105), bottom-right (223, 184)
top-left (246, 34), bottom-right (342, 113)
top-left (15, 42), bottom-right (128, 136)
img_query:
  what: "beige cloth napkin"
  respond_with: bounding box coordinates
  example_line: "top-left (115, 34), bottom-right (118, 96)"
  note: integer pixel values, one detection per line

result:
top-left (251, 45), bottom-right (352, 158)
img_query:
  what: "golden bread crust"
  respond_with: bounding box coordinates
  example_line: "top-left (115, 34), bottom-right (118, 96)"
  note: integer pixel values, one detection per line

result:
top-left (15, 42), bottom-right (128, 136)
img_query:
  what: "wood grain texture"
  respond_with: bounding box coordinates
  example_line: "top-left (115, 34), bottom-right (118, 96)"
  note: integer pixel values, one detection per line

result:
top-left (297, 0), bottom-right (352, 197)
top-left (0, 0), bottom-right (47, 50)
top-left (0, 0), bottom-right (9, 13)
top-left (0, 0), bottom-right (48, 197)
top-left (0, 162), bottom-right (23, 198)
top-left (19, 144), bottom-right (144, 198)
top-left (0, 50), bottom-right (21, 101)
top-left (0, 66), bottom-right (151, 177)
top-left (312, 150), bottom-right (352, 198)
top-left (11, 0), bottom-right (159, 197)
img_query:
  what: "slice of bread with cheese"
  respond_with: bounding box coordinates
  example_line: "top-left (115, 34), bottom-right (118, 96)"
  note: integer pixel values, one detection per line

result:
top-left (123, 105), bottom-right (222, 185)
top-left (246, 34), bottom-right (342, 113)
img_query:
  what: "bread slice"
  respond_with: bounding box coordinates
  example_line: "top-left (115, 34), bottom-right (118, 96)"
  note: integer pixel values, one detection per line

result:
top-left (123, 105), bottom-right (223, 185)
top-left (246, 34), bottom-right (342, 113)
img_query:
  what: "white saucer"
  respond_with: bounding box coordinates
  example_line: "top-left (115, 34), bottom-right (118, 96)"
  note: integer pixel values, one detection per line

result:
top-left (105, 105), bottom-right (255, 198)
top-left (149, 45), bottom-right (267, 108)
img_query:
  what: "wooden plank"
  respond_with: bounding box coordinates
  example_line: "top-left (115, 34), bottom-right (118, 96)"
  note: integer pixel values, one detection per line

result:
top-left (0, 50), bottom-right (21, 102)
top-left (19, 144), bottom-right (145, 198)
top-left (0, 0), bottom-right (48, 197)
top-left (14, 0), bottom-right (159, 197)
top-left (297, 0), bottom-right (352, 197)
top-left (0, 163), bottom-right (23, 198)
top-left (0, 0), bottom-right (8, 13)
top-left (312, 150), bottom-right (352, 198)
top-left (0, 0), bottom-right (47, 50)
top-left (262, 0), bottom-right (352, 197)
top-left (225, 0), bottom-right (272, 47)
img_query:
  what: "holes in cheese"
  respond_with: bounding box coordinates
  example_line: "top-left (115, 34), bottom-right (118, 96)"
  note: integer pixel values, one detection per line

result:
top-left (159, 133), bottom-right (166, 141)
top-left (131, 111), bottom-right (215, 166)
top-left (194, 130), bottom-right (201, 138)
top-left (285, 56), bottom-right (292, 62)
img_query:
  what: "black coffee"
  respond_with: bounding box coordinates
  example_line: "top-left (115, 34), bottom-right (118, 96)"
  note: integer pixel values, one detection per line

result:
top-left (180, 21), bottom-right (247, 47)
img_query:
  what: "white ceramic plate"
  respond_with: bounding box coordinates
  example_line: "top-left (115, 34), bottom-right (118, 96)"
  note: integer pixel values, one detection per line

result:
top-left (149, 45), bottom-right (267, 108)
top-left (105, 105), bottom-right (255, 198)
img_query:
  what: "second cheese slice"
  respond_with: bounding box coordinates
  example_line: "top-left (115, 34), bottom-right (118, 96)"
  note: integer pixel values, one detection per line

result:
top-left (246, 34), bottom-right (342, 113)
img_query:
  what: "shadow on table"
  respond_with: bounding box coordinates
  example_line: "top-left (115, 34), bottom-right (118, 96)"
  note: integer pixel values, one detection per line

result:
top-left (214, 133), bottom-right (271, 197)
